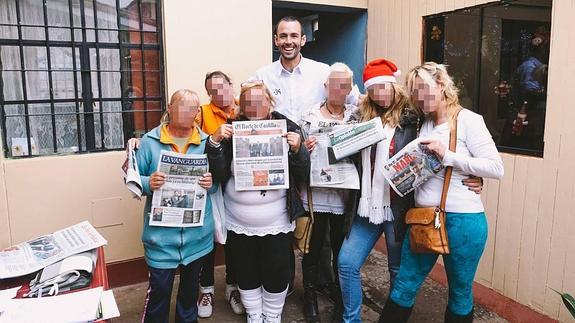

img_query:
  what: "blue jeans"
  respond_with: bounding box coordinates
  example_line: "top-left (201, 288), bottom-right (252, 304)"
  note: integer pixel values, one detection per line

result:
top-left (142, 257), bottom-right (205, 323)
top-left (390, 212), bottom-right (488, 315)
top-left (338, 216), bottom-right (403, 323)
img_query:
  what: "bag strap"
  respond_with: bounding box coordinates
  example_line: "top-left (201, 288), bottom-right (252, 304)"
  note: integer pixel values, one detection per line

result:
top-left (439, 108), bottom-right (462, 211)
top-left (307, 186), bottom-right (315, 224)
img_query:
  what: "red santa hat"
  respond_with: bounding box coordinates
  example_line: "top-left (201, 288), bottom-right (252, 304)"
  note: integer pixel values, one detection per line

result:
top-left (363, 58), bottom-right (401, 88)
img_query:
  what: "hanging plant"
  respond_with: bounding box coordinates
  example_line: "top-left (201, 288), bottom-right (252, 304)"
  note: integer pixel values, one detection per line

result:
top-left (550, 288), bottom-right (575, 319)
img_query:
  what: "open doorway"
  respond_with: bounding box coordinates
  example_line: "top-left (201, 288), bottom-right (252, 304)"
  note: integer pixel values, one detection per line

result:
top-left (272, 1), bottom-right (368, 91)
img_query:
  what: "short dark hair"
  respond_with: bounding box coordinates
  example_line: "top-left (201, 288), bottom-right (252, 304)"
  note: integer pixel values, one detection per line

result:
top-left (274, 16), bottom-right (303, 36)
top-left (204, 70), bottom-right (232, 92)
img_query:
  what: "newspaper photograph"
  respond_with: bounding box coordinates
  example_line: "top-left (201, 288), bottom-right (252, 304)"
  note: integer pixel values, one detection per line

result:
top-left (0, 221), bottom-right (107, 279)
top-left (307, 121), bottom-right (360, 190)
top-left (382, 138), bottom-right (444, 197)
top-left (232, 119), bottom-right (289, 191)
top-left (329, 117), bottom-right (386, 160)
top-left (150, 151), bottom-right (209, 228)
top-left (122, 147), bottom-right (143, 199)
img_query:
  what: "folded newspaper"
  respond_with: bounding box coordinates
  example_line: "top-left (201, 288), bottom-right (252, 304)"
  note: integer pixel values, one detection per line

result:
top-left (382, 138), bottom-right (444, 197)
top-left (0, 221), bottom-right (107, 279)
top-left (122, 147), bottom-right (143, 199)
top-left (232, 119), bottom-right (289, 191)
top-left (306, 122), bottom-right (360, 190)
top-left (329, 117), bottom-right (386, 160)
top-left (150, 151), bottom-right (209, 228)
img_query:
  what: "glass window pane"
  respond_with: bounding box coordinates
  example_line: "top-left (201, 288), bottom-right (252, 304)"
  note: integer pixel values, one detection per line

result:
top-left (1, 72), bottom-right (24, 101)
top-left (143, 50), bottom-right (159, 70)
top-left (145, 71), bottom-right (160, 97)
top-left (50, 47), bottom-right (77, 70)
top-left (124, 71), bottom-right (144, 97)
top-left (102, 101), bottom-right (124, 148)
top-left (4, 105), bottom-right (32, 157)
top-left (95, 0), bottom-right (118, 42)
top-left (120, 30), bottom-right (141, 44)
top-left (49, 27), bottom-right (72, 41)
top-left (1, 46), bottom-right (22, 70)
top-left (145, 100), bottom-right (162, 131)
top-left (23, 47), bottom-right (48, 70)
top-left (47, 0), bottom-right (72, 26)
top-left (143, 32), bottom-right (158, 44)
top-left (25, 71), bottom-right (50, 100)
top-left (0, 0), bottom-right (18, 25)
top-left (100, 72), bottom-right (122, 98)
top-left (20, 0), bottom-right (45, 26)
top-left (120, 0), bottom-right (140, 30)
top-left (141, 0), bottom-right (157, 32)
top-left (55, 103), bottom-right (81, 152)
top-left (30, 114), bottom-right (55, 154)
top-left (52, 72), bottom-right (78, 99)
top-left (22, 27), bottom-right (46, 41)
top-left (98, 48), bottom-right (121, 70)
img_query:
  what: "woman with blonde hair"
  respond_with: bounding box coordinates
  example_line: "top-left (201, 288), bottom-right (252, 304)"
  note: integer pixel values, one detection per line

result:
top-left (378, 62), bottom-right (503, 323)
top-left (206, 81), bottom-right (310, 323)
top-left (336, 58), bottom-right (422, 323)
top-left (135, 89), bottom-right (216, 323)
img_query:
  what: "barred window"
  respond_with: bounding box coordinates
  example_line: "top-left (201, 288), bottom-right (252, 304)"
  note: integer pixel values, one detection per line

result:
top-left (423, 0), bottom-right (551, 157)
top-left (0, 0), bottom-right (165, 157)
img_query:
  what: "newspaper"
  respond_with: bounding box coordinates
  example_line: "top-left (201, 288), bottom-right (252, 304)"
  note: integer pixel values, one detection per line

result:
top-left (232, 119), bottom-right (289, 191)
top-left (329, 117), bottom-right (386, 160)
top-left (122, 147), bottom-right (143, 199)
top-left (382, 138), bottom-right (444, 197)
top-left (150, 151), bottom-right (209, 228)
top-left (0, 221), bottom-right (107, 279)
top-left (307, 121), bottom-right (360, 189)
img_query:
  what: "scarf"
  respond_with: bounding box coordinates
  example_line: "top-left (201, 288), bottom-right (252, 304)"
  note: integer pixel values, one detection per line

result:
top-left (357, 124), bottom-right (396, 224)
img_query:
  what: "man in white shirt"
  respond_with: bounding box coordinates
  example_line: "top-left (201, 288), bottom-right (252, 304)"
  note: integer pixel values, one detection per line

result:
top-left (250, 16), bottom-right (358, 123)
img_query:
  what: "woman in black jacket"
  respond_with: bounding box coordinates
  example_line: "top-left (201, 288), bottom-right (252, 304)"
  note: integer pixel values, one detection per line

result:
top-left (206, 81), bottom-right (309, 323)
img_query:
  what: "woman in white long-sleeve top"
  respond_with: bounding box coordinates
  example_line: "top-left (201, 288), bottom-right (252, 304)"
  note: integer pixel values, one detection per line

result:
top-left (378, 62), bottom-right (504, 323)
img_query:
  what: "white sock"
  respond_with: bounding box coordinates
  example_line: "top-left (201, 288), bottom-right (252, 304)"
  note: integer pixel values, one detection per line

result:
top-left (238, 286), bottom-right (262, 316)
top-left (262, 285), bottom-right (288, 316)
top-left (200, 285), bottom-right (214, 294)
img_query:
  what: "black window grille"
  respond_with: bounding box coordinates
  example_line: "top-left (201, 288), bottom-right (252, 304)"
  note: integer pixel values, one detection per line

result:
top-left (0, 0), bottom-right (165, 157)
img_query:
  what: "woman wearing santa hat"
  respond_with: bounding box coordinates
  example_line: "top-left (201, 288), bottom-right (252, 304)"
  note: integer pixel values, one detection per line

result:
top-left (337, 59), bottom-right (483, 323)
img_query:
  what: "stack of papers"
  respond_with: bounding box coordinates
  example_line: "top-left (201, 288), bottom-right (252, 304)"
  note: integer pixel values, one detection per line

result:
top-left (0, 287), bottom-right (120, 322)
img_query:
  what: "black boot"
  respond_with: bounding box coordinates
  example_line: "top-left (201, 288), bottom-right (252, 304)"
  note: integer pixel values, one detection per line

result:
top-left (377, 298), bottom-right (413, 323)
top-left (444, 307), bottom-right (474, 323)
top-left (302, 264), bottom-right (320, 323)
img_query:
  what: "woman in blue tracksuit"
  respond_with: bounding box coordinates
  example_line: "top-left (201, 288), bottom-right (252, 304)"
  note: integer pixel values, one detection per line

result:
top-left (136, 89), bottom-right (217, 323)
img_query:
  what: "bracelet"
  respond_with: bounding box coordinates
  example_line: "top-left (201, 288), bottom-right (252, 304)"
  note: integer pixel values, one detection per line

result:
top-left (208, 136), bottom-right (221, 147)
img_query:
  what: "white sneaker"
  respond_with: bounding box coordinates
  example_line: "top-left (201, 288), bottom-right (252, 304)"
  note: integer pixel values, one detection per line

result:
top-left (225, 284), bottom-right (246, 315)
top-left (262, 313), bottom-right (281, 323)
top-left (197, 286), bottom-right (215, 318)
top-left (247, 312), bottom-right (263, 323)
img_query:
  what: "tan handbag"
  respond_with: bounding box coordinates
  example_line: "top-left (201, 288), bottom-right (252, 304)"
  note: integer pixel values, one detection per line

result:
top-left (405, 109), bottom-right (461, 254)
top-left (294, 187), bottom-right (314, 254)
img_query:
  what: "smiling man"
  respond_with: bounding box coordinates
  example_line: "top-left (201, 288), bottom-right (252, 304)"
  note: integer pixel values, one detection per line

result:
top-left (250, 16), bottom-right (331, 123)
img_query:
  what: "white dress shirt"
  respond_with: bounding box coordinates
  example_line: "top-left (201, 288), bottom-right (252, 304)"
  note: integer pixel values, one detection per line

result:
top-left (250, 56), bottom-right (330, 122)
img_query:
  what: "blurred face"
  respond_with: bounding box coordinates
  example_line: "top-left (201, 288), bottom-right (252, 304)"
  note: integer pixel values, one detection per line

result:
top-left (274, 21), bottom-right (306, 61)
top-left (367, 82), bottom-right (394, 108)
top-left (326, 72), bottom-right (352, 106)
top-left (169, 99), bottom-right (199, 128)
top-left (242, 88), bottom-right (271, 120)
top-left (411, 76), bottom-right (442, 113)
top-left (207, 76), bottom-right (234, 107)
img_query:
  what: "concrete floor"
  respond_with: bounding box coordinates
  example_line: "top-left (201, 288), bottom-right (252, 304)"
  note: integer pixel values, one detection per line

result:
top-left (112, 250), bottom-right (507, 322)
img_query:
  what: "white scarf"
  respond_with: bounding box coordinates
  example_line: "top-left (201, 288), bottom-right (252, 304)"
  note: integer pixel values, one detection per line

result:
top-left (357, 124), bottom-right (396, 224)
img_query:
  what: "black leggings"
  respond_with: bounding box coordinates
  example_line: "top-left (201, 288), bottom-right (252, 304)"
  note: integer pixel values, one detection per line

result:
top-left (199, 243), bottom-right (236, 287)
top-left (301, 212), bottom-right (345, 281)
top-left (226, 230), bottom-right (291, 293)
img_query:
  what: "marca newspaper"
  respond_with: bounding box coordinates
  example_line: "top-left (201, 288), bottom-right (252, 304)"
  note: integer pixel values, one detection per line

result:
top-left (307, 120), bottom-right (360, 190)
top-left (0, 221), bottom-right (107, 279)
top-left (122, 147), bottom-right (143, 199)
top-left (232, 119), bottom-right (289, 191)
top-left (329, 117), bottom-right (385, 160)
top-left (382, 138), bottom-right (444, 197)
top-left (150, 151), bottom-right (209, 228)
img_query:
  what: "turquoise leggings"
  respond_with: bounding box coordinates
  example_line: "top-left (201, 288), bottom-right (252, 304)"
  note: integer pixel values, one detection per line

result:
top-left (390, 212), bottom-right (487, 315)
